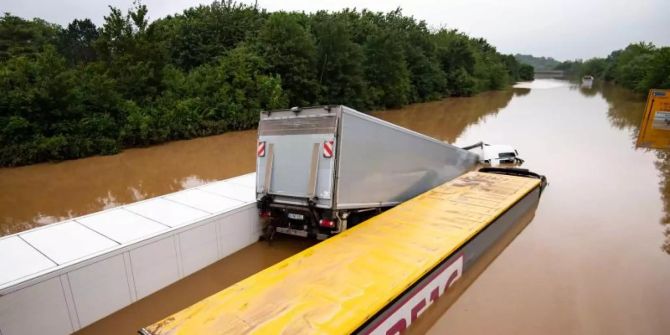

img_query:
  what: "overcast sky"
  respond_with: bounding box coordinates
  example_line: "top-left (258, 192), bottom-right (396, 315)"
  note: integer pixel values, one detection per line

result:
top-left (2, 0), bottom-right (668, 60)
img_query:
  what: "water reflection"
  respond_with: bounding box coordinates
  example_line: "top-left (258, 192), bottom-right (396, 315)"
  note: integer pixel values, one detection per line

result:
top-left (652, 151), bottom-right (670, 253)
top-left (579, 82), bottom-right (598, 97)
top-left (372, 89), bottom-right (514, 143)
top-left (567, 79), bottom-right (599, 98)
top-left (425, 79), bottom-right (670, 335)
top-left (179, 175), bottom-right (212, 189)
top-left (129, 186), bottom-right (148, 202)
top-left (513, 87), bottom-right (531, 97)
top-left (600, 82), bottom-right (645, 134)
top-left (599, 82), bottom-right (670, 254)
top-left (513, 80), bottom-right (568, 89)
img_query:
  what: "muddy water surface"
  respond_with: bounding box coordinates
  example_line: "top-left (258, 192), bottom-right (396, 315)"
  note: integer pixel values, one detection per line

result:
top-left (0, 130), bottom-right (257, 235)
top-left (3, 79), bottom-right (669, 334)
top-left (422, 81), bottom-right (670, 335)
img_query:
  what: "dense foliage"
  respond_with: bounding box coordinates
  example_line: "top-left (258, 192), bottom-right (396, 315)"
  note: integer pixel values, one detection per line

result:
top-left (1, 1), bottom-right (527, 166)
top-left (518, 63), bottom-right (535, 81)
top-left (514, 54), bottom-right (560, 71)
top-left (555, 42), bottom-right (670, 93)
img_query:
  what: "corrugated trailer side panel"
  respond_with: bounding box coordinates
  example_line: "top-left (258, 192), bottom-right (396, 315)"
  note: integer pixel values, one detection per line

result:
top-left (335, 107), bottom-right (478, 209)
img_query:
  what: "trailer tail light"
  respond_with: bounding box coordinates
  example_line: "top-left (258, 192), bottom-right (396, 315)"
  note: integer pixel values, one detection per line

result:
top-left (323, 140), bottom-right (334, 158)
top-left (259, 210), bottom-right (271, 218)
top-left (257, 141), bottom-right (266, 157)
top-left (319, 218), bottom-right (335, 228)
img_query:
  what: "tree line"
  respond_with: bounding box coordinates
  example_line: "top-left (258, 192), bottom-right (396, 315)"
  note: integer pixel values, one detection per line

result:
top-left (0, 1), bottom-right (534, 166)
top-left (514, 54), bottom-right (560, 71)
top-left (555, 42), bottom-right (670, 93)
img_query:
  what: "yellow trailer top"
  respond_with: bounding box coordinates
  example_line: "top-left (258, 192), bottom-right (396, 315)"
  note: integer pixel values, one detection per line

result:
top-left (143, 171), bottom-right (541, 335)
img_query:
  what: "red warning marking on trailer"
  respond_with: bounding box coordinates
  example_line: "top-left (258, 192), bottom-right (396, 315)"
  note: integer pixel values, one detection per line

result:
top-left (362, 254), bottom-right (464, 335)
top-left (323, 140), bottom-right (334, 158)
top-left (257, 141), bottom-right (266, 157)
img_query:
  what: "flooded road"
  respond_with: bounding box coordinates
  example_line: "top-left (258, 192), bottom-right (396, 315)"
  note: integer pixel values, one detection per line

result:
top-left (0, 89), bottom-right (513, 236)
top-left (0, 130), bottom-right (257, 235)
top-left (3, 79), bottom-right (670, 334)
top-left (423, 81), bottom-right (670, 334)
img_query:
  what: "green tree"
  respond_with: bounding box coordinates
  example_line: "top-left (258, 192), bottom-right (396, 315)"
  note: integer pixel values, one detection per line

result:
top-left (58, 19), bottom-right (99, 65)
top-left (257, 12), bottom-right (319, 107)
top-left (183, 45), bottom-right (286, 130)
top-left (580, 58), bottom-right (608, 78)
top-left (394, 14), bottom-right (446, 102)
top-left (640, 47), bottom-right (670, 90)
top-left (0, 3), bottom-right (534, 166)
top-left (363, 27), bottom-right (411, 107)
top-left (555, 41), bottom-right (669, 93)
top-left (310, 12), bottom-right (367, 108)
top-left (0, 46), bottom-right (123, 165)
top-left (96, 3), bottom-right (168, 103)
top-left (514, 54), bottom-right (560, 71)
top-left (610, 43), bottom-right (656, 90)
top-left (154, 0), bottom-right (266, 70)
top-left (61, 63), bottom-right (123, 157)
top-left (470, 38), bottom-right (509, 91)
top-left (519, 64), bottom-right (534, 81)
top-left (0, 14), bottom-right (60, 61)
top-left (433, 30), bottom-right (476, 96)
top-left (503, 54), bottom-right (521, 81)
top-left (616, 54), bottom-right (653, 90)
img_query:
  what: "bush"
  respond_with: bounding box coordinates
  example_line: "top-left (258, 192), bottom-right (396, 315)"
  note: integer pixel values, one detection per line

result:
top-left (1, 3), bottom-right (528, 166)
top-left (519, 64), bottom-right (534, 81)
top-left (555, 42), bottom-right (670, 93)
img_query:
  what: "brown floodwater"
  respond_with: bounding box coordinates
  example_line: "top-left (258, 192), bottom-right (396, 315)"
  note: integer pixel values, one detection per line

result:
top-left (0, 129), bottom-right (257, 236)
top-left (3, 79), bottom-right (670, 334)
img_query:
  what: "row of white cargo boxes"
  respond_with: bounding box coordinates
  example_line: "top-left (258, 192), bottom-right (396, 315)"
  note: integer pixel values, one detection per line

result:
top-left (0, 173), bottom-right (262, 335)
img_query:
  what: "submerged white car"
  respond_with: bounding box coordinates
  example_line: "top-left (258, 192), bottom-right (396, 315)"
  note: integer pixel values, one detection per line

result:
top-left (462, 142), bottom-right (525, 166)
top-left (481, 144), bottom-right (524, 165)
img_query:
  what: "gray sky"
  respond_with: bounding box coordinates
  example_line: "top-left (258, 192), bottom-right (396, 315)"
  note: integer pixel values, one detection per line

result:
top-left (2, 0), bottom-right (669, 60)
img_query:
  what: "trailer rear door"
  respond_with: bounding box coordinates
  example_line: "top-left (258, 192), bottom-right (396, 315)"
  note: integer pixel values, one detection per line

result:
top-left (256, 111), bottom-right (338, 208)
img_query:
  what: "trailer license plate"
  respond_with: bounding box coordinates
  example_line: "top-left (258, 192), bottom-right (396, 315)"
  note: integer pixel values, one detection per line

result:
top-left (276, 227), bottom-right (309, 237)
top-left (288, 213), bottom-right (304, 220)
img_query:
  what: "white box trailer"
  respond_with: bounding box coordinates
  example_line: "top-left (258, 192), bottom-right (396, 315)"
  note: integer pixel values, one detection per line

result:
top-left (256, 105), bottom-right (478, 239)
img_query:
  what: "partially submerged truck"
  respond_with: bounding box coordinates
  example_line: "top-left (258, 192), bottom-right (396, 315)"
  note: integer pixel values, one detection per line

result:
top-left (255, 105), bottom-right (488, 239)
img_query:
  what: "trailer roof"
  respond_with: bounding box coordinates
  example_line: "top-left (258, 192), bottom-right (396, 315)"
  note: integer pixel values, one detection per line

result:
top-left (143, 172), bottom-right (540, 335)
top-left (0, 173), bottom-right (257, 291)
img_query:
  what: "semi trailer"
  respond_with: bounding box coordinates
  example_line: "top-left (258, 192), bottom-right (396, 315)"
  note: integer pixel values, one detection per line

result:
top-left (141, 168), bottom-right (547, 335)
top-left (255, 105), bottom-right (480, 240)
